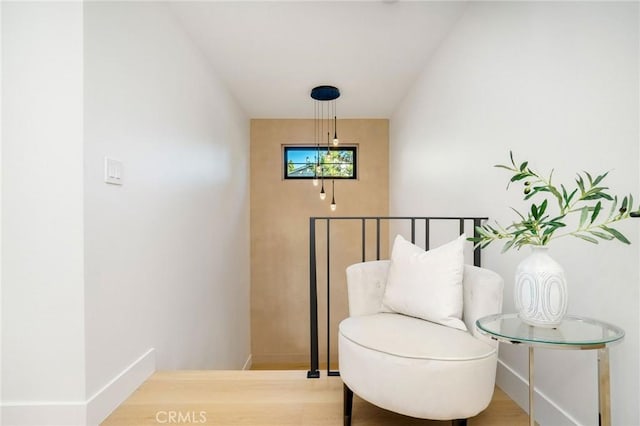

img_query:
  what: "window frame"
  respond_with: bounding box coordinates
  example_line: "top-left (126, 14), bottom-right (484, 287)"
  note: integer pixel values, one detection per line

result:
top-left (283, 145), bottom-right (358, 180)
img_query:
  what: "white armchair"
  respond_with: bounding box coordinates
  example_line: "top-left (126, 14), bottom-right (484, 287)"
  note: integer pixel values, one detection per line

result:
top-left (339, 260), bottom-right (504, 426)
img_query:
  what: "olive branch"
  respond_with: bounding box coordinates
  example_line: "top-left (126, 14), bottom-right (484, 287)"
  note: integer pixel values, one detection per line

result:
top-left (469, 151), bottom-right (637, 252)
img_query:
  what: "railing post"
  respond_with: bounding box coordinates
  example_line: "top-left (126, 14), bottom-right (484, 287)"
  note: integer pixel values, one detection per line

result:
top-left (473, 218), bottom-right (482, 267)
top-left (307, 217), bottom-right (320, 378)
top-left (410, 218), bottom-right (416, 244)
top-left (327, 219), bottom-right (340, 376)
top-left (376, 218), bottom-right (381, 260)
top-left (425, 218), bottom-right (430, 250)
top-left (361, 218), bottom-right (366, 262)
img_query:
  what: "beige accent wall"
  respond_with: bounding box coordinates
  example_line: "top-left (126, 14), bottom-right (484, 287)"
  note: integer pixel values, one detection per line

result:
top-left (250, 119), bottom-right (389, 367)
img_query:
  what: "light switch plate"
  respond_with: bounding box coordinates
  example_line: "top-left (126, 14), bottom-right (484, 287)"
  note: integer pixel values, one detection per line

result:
top-left (104, 157), bottom-right (123, 185)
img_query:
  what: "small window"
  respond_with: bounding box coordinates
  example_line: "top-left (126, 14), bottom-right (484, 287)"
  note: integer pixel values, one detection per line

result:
top-left (284, 146), bottom-right (357, 179)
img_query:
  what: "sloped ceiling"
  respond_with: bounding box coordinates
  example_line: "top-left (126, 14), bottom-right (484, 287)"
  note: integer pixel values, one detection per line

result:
top-left (169, 1), bottom-right (468, 118)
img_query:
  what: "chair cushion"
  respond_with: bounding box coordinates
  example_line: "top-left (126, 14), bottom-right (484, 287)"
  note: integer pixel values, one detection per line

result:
top-left (339, 312), bottom-right (495, 361)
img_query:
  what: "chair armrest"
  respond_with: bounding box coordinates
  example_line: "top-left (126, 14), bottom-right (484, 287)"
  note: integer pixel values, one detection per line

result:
top-left (462, 265), bottom-right (504, 340)
top-left (345, 260), bottom-right (390, 317)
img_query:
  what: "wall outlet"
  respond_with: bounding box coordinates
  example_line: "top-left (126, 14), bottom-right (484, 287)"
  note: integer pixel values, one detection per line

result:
top-left (104, 157), bottom-right (123, 185)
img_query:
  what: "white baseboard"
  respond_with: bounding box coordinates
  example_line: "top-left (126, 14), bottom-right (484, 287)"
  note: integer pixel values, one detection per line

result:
top-left (242, 354), bottom-right (253, 371)
top-left (1, 348), bottom-right (155, 426)
top-left (1, 402), bottom-right (86, 426)
top-left (496, 359), bottom-right (580, 426)
top-left (86, 348), bottom-right (156, 425)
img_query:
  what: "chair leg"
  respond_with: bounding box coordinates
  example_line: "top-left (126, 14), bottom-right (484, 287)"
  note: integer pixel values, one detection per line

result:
top-left (343, 383), bottom-right (353, 426)
top-left (452, 419), bottom-right (468, 426)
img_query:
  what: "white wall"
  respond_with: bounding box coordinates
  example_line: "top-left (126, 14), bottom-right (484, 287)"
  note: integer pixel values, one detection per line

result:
top-left (2, 2), bottom-right (250, 424)
top-left (390, 2), bottom-right (639, 425)
top-left (1, 1), bottom-right (4, 421)
top-left (1, 0), bottom-right (86, 414)
top-left (83, 0), bottom-right (250, 408)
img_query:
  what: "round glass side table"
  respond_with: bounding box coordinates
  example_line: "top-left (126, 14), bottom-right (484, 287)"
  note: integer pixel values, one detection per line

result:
top-left (476, 313), bottom-right (624, 426)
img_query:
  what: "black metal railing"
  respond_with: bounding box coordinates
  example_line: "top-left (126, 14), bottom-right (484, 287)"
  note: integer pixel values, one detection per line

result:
top-left (307, 216), bottom-right (488, 379)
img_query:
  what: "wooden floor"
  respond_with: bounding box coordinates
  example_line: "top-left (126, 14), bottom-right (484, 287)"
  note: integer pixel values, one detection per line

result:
top-left (102, 370), bottom-right (528, 425)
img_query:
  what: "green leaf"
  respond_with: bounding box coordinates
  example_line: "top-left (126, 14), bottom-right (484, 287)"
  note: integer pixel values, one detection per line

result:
top-left (582, 190), bottom-right (613, 201)
top-left (535, 187), bottom-right (551, 193)
top-left (592, 171), bottom-right (609, 186)
top-left (602, 226), bottom-right (631, 244)
top-left (578, 206), bottom-right (589, 229)
top-left (590, 201), bottom-right (601, 224)
top-left (582, 194), bottom-right (605, 201)
top-left (501, 239), bottom-right (515, 253)
top-left (520, 161), bottom-right (528, 172)
top-left (542, 225), bottom-right (559, 236)
top-left (531, 203), bottom-right (539, 220)
top-left (476, 227), bottom-right (494, 238)
top-left (538, 199), bottom-right (548, 217)
top-left (580, 187), bottom-right (609, 200)
top-left (608, 196), bottom-right (618, 219)
top-left (510, 207), bottom-right (526, 221)
top-left (524, 187), bottom-right (546, 200)
top-left (589, 186), bottom-right (610, 194)
top-left (546, 221), bottom-right (566, 228)
top-left (547, 215), bottom-right (566, 223)
top-left (510, 173), bottom-right (529, 182)
top-left (585, 171), bottom-right (593, 186)
top-left (509, 150), bottom-right (515, 167)
top-left (576, 174), bottom-right (585, 194)
top-left (495, 164), bottom-right (514, 171)
top-left (546, 184), bottom-right (563, 206)
top-left (573, 234), bottom-right (599, 244)
top-left (588, 230), bottom-right (614, 240)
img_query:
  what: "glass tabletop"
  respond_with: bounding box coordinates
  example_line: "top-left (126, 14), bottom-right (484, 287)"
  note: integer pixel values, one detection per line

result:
top-left (476, 313), bottom-right (625, 349)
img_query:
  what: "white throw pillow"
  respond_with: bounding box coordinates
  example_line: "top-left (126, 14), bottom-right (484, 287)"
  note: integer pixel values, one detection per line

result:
top-left (382, 234), bottom-right (467, 331)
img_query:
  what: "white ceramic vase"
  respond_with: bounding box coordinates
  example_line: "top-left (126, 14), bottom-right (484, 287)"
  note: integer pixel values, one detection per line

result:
top-left (514, 246), bottom-right (568, 328)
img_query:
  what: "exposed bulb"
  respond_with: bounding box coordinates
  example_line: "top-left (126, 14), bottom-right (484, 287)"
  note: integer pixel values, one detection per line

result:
top-left (330, 180), bottom-right (336, 210)
top-left (332, 137), bottom-right (339, 146)
top-left (320, 189), bottom-right (326, 200)
top-left (312, 178), bottom-right (319, 187)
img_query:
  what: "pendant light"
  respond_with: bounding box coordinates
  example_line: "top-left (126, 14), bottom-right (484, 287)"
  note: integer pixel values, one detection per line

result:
top-left (332, 105), bottom-right (339, 146)
top-left (312, 142), bottom-right (320, 186)
top-left (311, 85), bottom-right (340, 210)
top-left (330, 179), bottom-right (337, 211)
